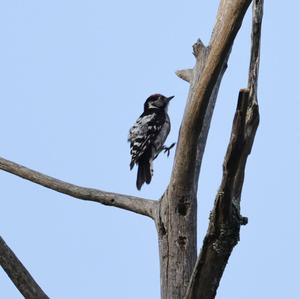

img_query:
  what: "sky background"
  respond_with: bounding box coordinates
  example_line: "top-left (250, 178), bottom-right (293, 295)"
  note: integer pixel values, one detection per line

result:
top-left (0, 1), bottom-right (299, 298)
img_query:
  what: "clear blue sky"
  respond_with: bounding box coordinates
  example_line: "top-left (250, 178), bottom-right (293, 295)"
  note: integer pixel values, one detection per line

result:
top-left (0, 1), bottom-right (299, 298)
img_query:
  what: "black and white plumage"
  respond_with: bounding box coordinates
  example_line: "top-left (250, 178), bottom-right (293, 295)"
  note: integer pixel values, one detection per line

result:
top-left (128, 94), bottom-right (174, 190)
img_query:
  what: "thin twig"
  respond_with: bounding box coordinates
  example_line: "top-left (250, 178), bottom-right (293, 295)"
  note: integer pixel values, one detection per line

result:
top-left (0, 157), bottom-right (157, 219)
top-left (0, 236), bottom-right (49, 299)
top-left (248, 0), bottom-right (263, 98)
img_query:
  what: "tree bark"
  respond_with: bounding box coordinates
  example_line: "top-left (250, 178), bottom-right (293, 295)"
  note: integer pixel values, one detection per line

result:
top-left (154, 1), bottom-right (252, 298)
top-left (185, 1), bottom-right (263, 298)
top-left (184, 89), bottom-right (259, 299)
top-left (0, 156), bottom-right (157, 219)
top-left (0, 236), bottom-right (49, 299)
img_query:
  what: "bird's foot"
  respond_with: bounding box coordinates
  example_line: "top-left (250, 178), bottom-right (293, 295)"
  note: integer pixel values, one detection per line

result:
top-left (162, 143), bottom-right (176, 157)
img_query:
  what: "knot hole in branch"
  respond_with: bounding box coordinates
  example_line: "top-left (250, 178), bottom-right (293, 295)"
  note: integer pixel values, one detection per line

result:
top-left (177, 236), bottom-right (187, 249)
top-left (176, 197), bottom-right (191, 216)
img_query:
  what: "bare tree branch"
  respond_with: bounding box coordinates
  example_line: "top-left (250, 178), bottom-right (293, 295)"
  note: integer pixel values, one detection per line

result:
top-left (169, 0), bottom-right (252, 192)
top-left (0, 236), bottom-right (49, 299)
top-left (156, 1), bottom-right (253, 298)
top-left (248, 0), bottom-right (263, 99)
top-left (0, 157), bottom-right (157, 219)
top-left (184, 89), bottom-right (258, 299)
top-left (185, 1), bottom-right (263, 298)
top-left (176, 69), bottom-right (193, 83)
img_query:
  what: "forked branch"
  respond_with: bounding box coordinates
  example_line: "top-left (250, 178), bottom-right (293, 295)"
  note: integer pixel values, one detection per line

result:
top-left (0, 236), bottom-right (49, 299)
top-left (156, 1), bottom-right (253, 298)
top-left (0, 157), bottom-right (157, 219)
top-left (170, 0), bottom-right (252, 193)
top-left (185, 1), bottom-right (263, 298)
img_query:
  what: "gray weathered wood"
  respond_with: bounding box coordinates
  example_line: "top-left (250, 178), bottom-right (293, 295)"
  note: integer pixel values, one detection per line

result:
top-left (154, 1), bottom-right (252, 298)
top-left (0, 156), bottom-right (157, 219)
top-left (0, 236), bottom-right (49, 299)
top-left (184, 89), bottom-right (259, 299)
top-left (184, 1), bottom-right (263, 298)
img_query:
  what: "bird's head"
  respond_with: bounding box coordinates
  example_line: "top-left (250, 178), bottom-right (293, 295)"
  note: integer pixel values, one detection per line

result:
top-left (144, 94), bottom-right (174, 111)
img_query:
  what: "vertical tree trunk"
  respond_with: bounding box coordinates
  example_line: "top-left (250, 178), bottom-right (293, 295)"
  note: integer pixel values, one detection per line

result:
top-left (156, 190), bottom-right (197, 299)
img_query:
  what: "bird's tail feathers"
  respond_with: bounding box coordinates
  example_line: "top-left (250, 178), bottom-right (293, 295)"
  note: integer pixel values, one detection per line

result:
top-left (136, 160), bottom-right (152, 190)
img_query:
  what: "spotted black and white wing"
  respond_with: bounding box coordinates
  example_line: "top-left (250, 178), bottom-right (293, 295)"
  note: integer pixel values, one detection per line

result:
top-left (128, 111), bottom-right (166, 169)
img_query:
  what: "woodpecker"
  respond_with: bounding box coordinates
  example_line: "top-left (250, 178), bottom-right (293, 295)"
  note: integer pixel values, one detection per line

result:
top-left (128, 94), bottom-right (175, 190)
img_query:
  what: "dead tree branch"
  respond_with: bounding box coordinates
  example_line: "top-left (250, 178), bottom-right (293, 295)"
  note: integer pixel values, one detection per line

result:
top-left (248, 0), bottom-right (263, 99)
top-left (0, 236), bottom-right (49, 299)
top-left (175, 69), bottom-right (193, 83)
top-left (185, 1), bottom-right (263, 298)
top-left (170, 0), bottom-right (252, 192)
top-left (0, 157), bottom-right (157, 219)
top-left (156, 1), bottom-right (253, 298)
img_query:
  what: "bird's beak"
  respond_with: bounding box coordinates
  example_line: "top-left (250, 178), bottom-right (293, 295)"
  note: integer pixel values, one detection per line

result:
top-left (166, 96), bottom-right (175, 102)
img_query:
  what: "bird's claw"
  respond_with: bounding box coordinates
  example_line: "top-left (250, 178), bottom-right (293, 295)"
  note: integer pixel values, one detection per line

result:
top-left (163, 143), bottom-right (176, 157)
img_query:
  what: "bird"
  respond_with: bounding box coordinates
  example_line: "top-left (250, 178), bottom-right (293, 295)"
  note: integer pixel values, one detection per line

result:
top-left (128, 94), bottom-right (175, 190)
